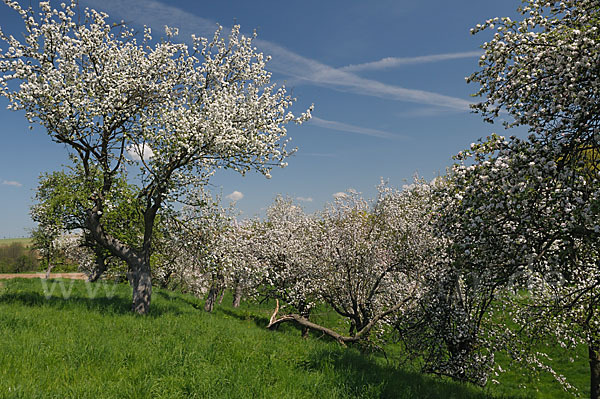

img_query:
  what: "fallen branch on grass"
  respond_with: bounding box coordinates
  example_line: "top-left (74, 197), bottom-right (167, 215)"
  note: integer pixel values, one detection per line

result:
top-left (266, 298), bottom-right (408, 346)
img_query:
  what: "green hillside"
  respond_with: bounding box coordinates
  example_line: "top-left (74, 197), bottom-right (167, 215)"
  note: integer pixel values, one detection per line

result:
top-left (0, 279), bottom-right (586, 398)
top-left (0, 238), bottom-right (32, 247)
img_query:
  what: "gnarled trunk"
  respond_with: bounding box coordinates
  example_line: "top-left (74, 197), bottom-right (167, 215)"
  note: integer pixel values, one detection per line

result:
top-left (130, 259), bottom-right (152, 314)
top-left (204, 273), bottom-right (224, 312)
top-left (268, 299), bottom-right (408, 345)
top-left (85, 191), bottom-right (161, 315)
top-left (87, 251), bottom-right (108, 283)
top-left (590, 342), bottom-right (600, 399)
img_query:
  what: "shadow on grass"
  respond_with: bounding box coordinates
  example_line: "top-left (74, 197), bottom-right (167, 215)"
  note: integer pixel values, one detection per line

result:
top-left (0, 290), bottom-right (132, 314)
top-left (156, 290), bottom-right (204, 312)
top-left (218, 307), bottom-right (379, 344)
top-left (0, 279), bottom-right (186, 316)
top-left (301, 348), bottom-right (527, 399)
top-left (218, 306), bottom-right (309, 338)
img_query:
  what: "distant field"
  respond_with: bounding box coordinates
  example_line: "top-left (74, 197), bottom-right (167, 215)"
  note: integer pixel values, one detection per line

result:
top-left (0, 237), bottom-right (32, 247)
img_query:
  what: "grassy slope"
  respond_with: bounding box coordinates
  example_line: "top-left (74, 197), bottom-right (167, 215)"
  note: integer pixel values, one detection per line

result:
top-left (0, 279), bottom-right (588, 399)
top-left (0, 238), bottom-right (32, 247)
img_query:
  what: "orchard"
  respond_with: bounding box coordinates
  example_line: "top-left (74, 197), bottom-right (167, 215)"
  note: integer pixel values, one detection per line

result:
top-left (1, 0), bottom-right (599, 397)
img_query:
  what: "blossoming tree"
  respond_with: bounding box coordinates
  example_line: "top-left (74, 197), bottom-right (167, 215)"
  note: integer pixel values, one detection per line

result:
top-left (429, 133), bottom-right (600, 394)
top-left (467, 0), bottom-right (599, 161)
top-left (0, 1), bottom-right (311, 313)
top-left (253, 196), bottom-right (318, 336)
top-left (267, 182), bottom-right (438, 345)
top-left (451, 0), bottom-right (600, 395)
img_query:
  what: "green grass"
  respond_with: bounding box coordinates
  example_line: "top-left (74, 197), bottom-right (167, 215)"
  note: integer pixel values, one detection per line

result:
top-left (0, 238), bottom-right (32, 247)
top-left (0, 279), bottom-right (588, 398)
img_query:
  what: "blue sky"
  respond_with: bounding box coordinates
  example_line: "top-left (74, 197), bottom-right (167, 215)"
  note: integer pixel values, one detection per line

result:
top-left (0, 0), bottom-right (527, 238)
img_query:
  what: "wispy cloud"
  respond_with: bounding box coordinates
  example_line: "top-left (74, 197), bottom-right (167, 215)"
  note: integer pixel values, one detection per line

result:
top-left (310, 117), bottom-right (404, 140)
top-left (340, 51), bottom-right (482, 72)
top-left (257, 39), bottom-right (472, 110)
top-left (296, 196), bottom-right (313, 203)
top-left (2, 180), bottom-right (22, 187)
top-left (83, 0), bottom-right (471, 111)
top-left (226, 191), bottom-right (244, 201)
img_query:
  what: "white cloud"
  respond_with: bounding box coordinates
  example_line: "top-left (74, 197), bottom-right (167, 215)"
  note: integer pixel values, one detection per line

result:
top-left (83, 0), bottom-right (471, 111)
top-left (340, 51), bottom-right (482, 72)
top-left (2, 180), bottom-right (22, 187)
top-left (127, 144), bottom-right (154, 161)
top-left (332, 192), bottom-right (347, 199)
top-left (310, 116), bottom-right (404, 140)
top-left (256, 39), bottom-right (471, 111)
top-left (296, 196), bottom-right (313, 202)
top-left (226, 191), bottom-right (244, 201)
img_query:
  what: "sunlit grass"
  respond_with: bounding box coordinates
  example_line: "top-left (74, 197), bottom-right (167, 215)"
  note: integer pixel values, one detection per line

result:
top-left (0, 278), bottom-right (587, 398)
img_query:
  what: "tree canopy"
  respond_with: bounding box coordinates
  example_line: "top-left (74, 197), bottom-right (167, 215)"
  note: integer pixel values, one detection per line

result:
top-left (0, 0), bottom-right (311, 313)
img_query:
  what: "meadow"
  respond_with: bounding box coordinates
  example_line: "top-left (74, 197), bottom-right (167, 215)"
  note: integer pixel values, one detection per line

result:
top-left (0, 238), bottom-right (32, 247)
top-left (0, 278), bottom-right (589, 398)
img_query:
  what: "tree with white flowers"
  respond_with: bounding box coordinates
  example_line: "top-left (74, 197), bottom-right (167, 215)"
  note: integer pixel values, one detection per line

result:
top-left (428, 133), bottom-right (600, 394)
top-left (267, 182), bottom-right (438, 345)
top-left (447, 0), bottom-right (600, 394)
top-left (251, 196), bottom-right (318, 336)
top-left (467, 0), bottom-right (600, 162)
top-left (0, 1), bottom-right (311, 314)
top-left (222, 219), bottom-right (268, 308)
top-left (178, 203), bottom-right (230, 311)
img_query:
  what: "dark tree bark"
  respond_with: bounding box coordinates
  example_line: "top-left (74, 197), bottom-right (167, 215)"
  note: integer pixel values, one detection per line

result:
top-left (159, 269), bottom-right (173, 289)
top-left (298, 303), bottom-right (311, 338)
top-left (590, 342), bottom-right (600, 399)
top-left (204, 284), bottom-right (219, 312)
top-left (130, 259), bottom-right (152, 314)
top-left (85, 197), bottom-right (159, 315)
top-left (204, 273), bottom-right (224, 312)
top-left (87, 250), bottom-right (108, 283)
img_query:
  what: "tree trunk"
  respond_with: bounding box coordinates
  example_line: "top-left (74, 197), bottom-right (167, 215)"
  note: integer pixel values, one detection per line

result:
top-left (218, 287), bottom-right (225, 304)
top-left (298, 303), bottom-right (311, 338)
top-left (85, 193), bottom-right (162, 315)
top-left (232, 283), bottom-right (243, 308)
top-left (205, 273), bottom-right (224, 312)
top-left (87, 267), bottom-right (104, 283)
top-left (44, 263), bottom-right (55, 279)
top-left (301, 308), bottom-right (311, 338)
top-left (159, 269), bottom-right (173, 289)
top-left (590, 342), bottom-right (600, 399)
top-left (130, 260), bottom-right (152, 314)
top-left (204, 285), bottom-right (219, 312)
top-left (268, 299), bottom-right (408, 344)
top-left (87, 251), bottom-right (107, 282)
